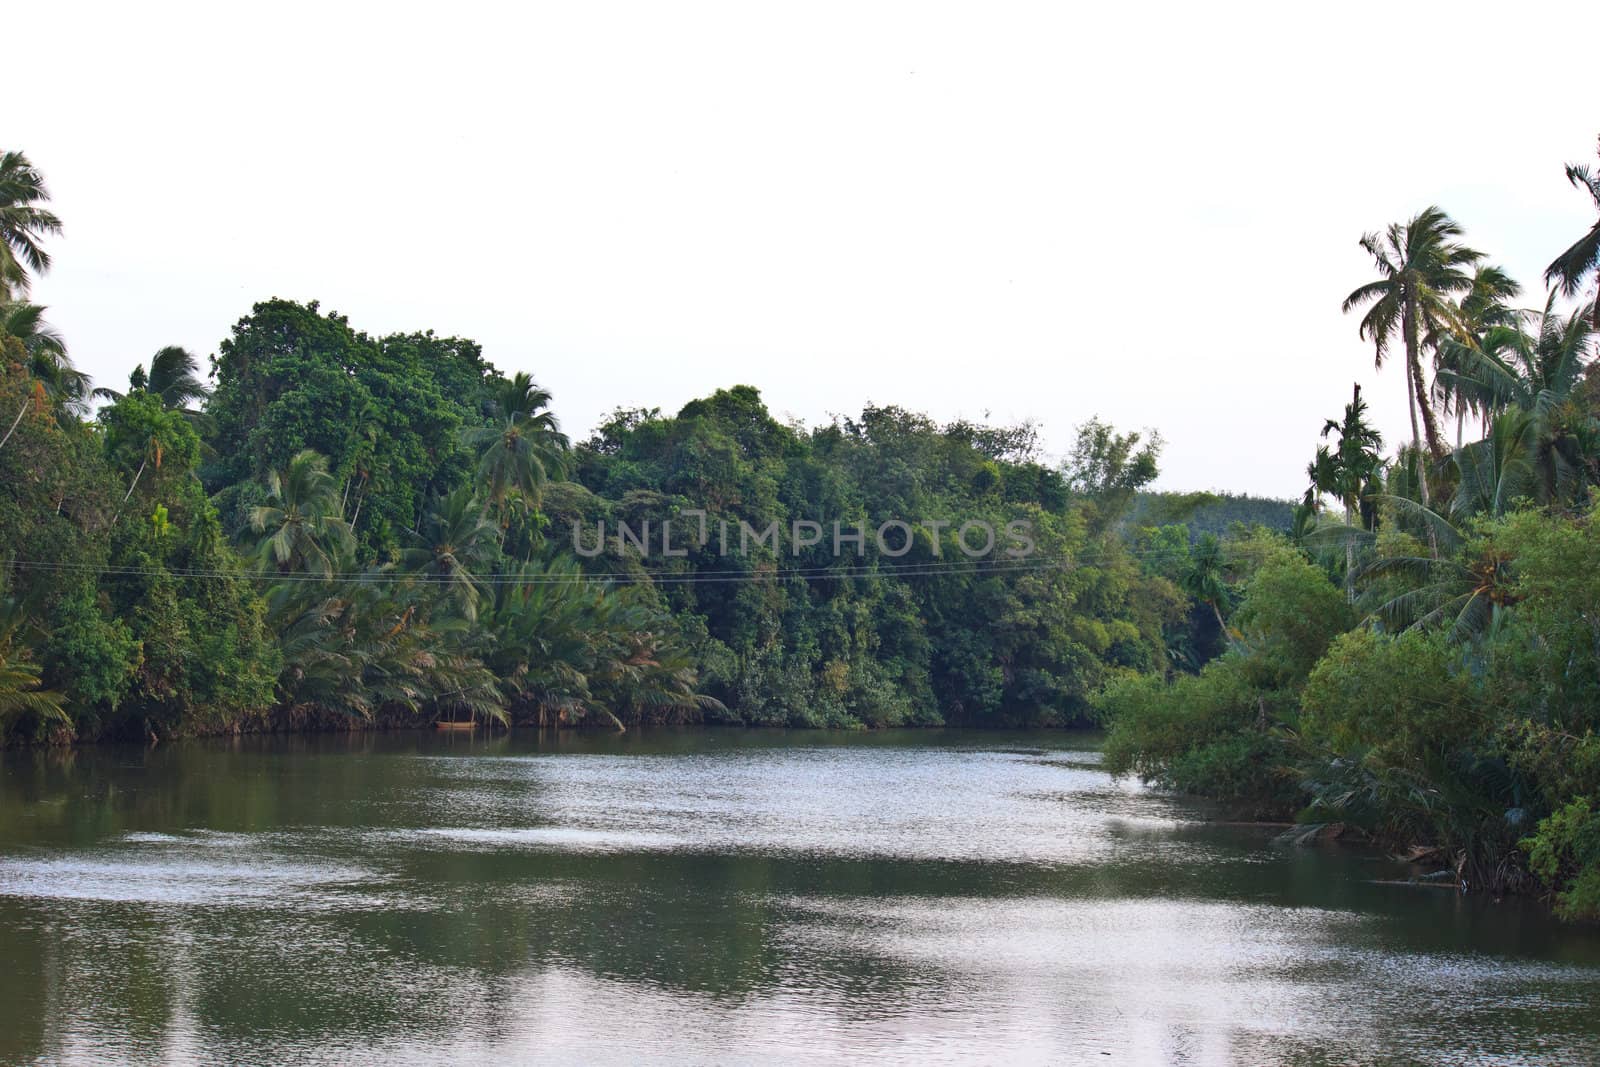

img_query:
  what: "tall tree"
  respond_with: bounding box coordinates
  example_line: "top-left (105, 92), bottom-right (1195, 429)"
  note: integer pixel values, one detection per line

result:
top-left (1545, 135), bottom-right (1600, 329)
top-left (1308, 384), bottom-right (1385, 597)
top-left (1342, 207), bottom-right (1481, 502)
top-left (464, 371), bottom-right (570, 523)
top-left (1433, 264), bottom-right (1520, 445)
top-left (0, 150), bottom-right (62, 300)
top-left (94, 346), bottom-right (211, 411)
top-left (0, 302), bottom-right (87, 416)
top-left (248, 450), bottom-right (355, 578)
top-left (1318, 384), bottom-right (1385, 525)
top-left (1181, 532), bottom-right (1232, 637)
top-left (402, 486), bottom-right (500, 621)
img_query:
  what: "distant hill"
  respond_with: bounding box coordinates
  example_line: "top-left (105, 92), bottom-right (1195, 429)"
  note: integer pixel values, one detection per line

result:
top-left (1128, 490), bottom-right (1296, 538)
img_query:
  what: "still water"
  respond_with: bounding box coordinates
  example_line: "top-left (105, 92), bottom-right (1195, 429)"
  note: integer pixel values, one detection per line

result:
top-left (2, 729), bottom-right (1598, 1065)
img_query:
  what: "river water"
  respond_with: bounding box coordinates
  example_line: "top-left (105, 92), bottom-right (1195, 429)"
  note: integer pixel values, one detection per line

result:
top-left (1, 729), bottom-right (1597, 1065)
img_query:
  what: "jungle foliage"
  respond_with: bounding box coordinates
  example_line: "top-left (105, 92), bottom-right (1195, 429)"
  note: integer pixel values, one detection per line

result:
top-left (0, 148), bottom-right (1196, 747)
top-left (1099, 135), bottom-right (1600, 919)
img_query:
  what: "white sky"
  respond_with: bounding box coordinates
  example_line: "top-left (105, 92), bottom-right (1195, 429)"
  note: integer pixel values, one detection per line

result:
top-left (10, 0), bottom-right (1600, 496)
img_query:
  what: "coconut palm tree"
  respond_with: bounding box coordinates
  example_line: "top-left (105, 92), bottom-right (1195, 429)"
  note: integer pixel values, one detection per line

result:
top-left (463, 372), bottom-right (570, 522)
top-left (0, 150), bottom-right (62, 301)
top-left (1432, 264), bottom-right (1520, 446)
top-left (1181, 532), bottom-right (1232, 637)
top-left (1436, 293), bottom-right (1598, 507)
top-left (482, 557), bottom-right (600, 722)
top-left (1356, 495), bottom-right (1516, 642)
top-left (248, 450), bottom-right (356, 577)
top-left (93, 346), bottom-right (211, 411)
top-left (0, 301), bottom-right (87, 416)
top-left (401, 486), bottom-right (500, 621)
top-left (1343, 207), bottom-right (1482, 501)
top-left (1545, 136), bottom-right (1600, 329)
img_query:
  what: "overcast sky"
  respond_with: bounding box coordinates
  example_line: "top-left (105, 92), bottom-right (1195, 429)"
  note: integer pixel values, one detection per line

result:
top-left (11, 1), bottom-right (1600, 496)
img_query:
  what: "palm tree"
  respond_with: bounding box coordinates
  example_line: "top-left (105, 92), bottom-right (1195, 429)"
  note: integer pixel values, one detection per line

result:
top-left (1307, 384), bottom-right (1385, 597)
top-left (587, 616), bottom-right (726, 726)
top-left (1436, 293), bottom-right (1597, 507)
top-left (1451, 408), bottom-right (1541, 518)
top-left (1433, 264), bottom-right (1520, 446)
top-left (463, 372), bottom-right (570, 522)
top-left (0, 150), bottom-right (62, 301)
top-left (1343, 207), bottom-right (1482, 501)
top-left (248, 450), bottom-right (356, 577)
top-left (270, 576), bottom-right (504, 725)
top-left (93, 346), bottom-right (210, 411)
top-left (1545, 135), bottom-right (1600, 329)
top-left (0, 301), bottom-right (87, 416)
top-left (1356, 496), bottom-right (1515, 642)
top-left (401, 486), bottom-right (500, 621)
top-left (1319, 384), bottom-right (1385, 524)
top-left (1181, 532), bottom-right (1232, 637)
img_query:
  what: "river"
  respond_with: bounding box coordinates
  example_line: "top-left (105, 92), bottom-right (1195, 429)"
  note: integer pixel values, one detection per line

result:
top-left (1, 729), bottom-right (1597, 1065)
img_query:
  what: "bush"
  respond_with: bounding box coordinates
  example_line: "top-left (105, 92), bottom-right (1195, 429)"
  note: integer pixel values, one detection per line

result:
top-left (1523, 798), bottom-right (1600, 921)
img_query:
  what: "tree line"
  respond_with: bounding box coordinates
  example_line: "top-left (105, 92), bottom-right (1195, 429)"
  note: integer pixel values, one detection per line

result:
top-left (0, 147), bottom-right (1201, 745)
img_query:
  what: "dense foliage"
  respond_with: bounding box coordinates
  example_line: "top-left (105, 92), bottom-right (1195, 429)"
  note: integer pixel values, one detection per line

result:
top-left (0, 148), bottom-right (1198, 747)
top-left (1099, 135), bottom-right (1600, 919)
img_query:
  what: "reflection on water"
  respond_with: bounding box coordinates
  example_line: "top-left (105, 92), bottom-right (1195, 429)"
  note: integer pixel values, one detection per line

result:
top-left (1, 729), bottom-right (1598, 1065)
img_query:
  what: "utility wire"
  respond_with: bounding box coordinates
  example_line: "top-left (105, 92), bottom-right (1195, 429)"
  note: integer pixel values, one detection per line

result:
top-left (5, 542), bottom-right (1209, 587)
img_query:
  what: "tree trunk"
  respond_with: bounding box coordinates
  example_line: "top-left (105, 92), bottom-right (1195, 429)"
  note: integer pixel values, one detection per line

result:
top-left (1404, 353), bottom-right (1431, 508)
top-left (110, 457), bottom-right (149, 525)
top-left (1403, 295), bottom-right (1446, 460)
top-left (1401, 306), bottom-right (1441, 557)
top-left (0, 399), bottom-right (29, 452)
top-left (122, 458), bottom-right (148, 504)
top-left (1401, 303), bottom-right (1429, 506)
top-left (1410, 350), bottom-right (1447, 461)
top-left (1344, 503), bottom-right (1357, 603)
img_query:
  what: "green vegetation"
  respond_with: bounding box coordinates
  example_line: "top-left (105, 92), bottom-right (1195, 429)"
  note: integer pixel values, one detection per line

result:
top-left (7, 135), bottom-right (1600, 920)
top-left (1100, 135), bottom-right (1600, 919)
top-left (0, 147), bottom-right (1194, 746)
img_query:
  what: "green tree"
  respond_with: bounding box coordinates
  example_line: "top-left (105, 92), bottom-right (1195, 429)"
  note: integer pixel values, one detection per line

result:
top-left (0, 302), bottom-right (87, 416)
top-left (1343, 207), bottom-right (1481, 499)
top-left (1432, 264), bottom-right (1521, 446)
top-left (94, 346), bottom-right (211, 412)
top-left (248, 450), bottom-right (355, 577)
top-left (0, 150), bottom-right (62, 300)
top-left (1306, 384), bottom-right (1385, 595)
top-left (464, 371), bottom-right (570, 523)
top-left (1545, 135), bottom-right (1600, 329)
top-left (1181, 532), bottom-right (1231, 636)
top-left (205, 301), bottom-right (493, 556)
top-left (1438, 295), bottom-right (1596, 509)
top-left (1063, 417), bottom-right (1162, 530)
top-left (43, 580), bottom-right (140, 715)
top-left (1357, 497), bottom-right (1517, 640)
top-left (402, 486), bottom-right (500, 621)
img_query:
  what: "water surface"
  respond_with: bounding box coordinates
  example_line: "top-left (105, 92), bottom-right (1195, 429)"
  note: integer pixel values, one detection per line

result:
top-left (2, 729), bottom-right (1597, 1064)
